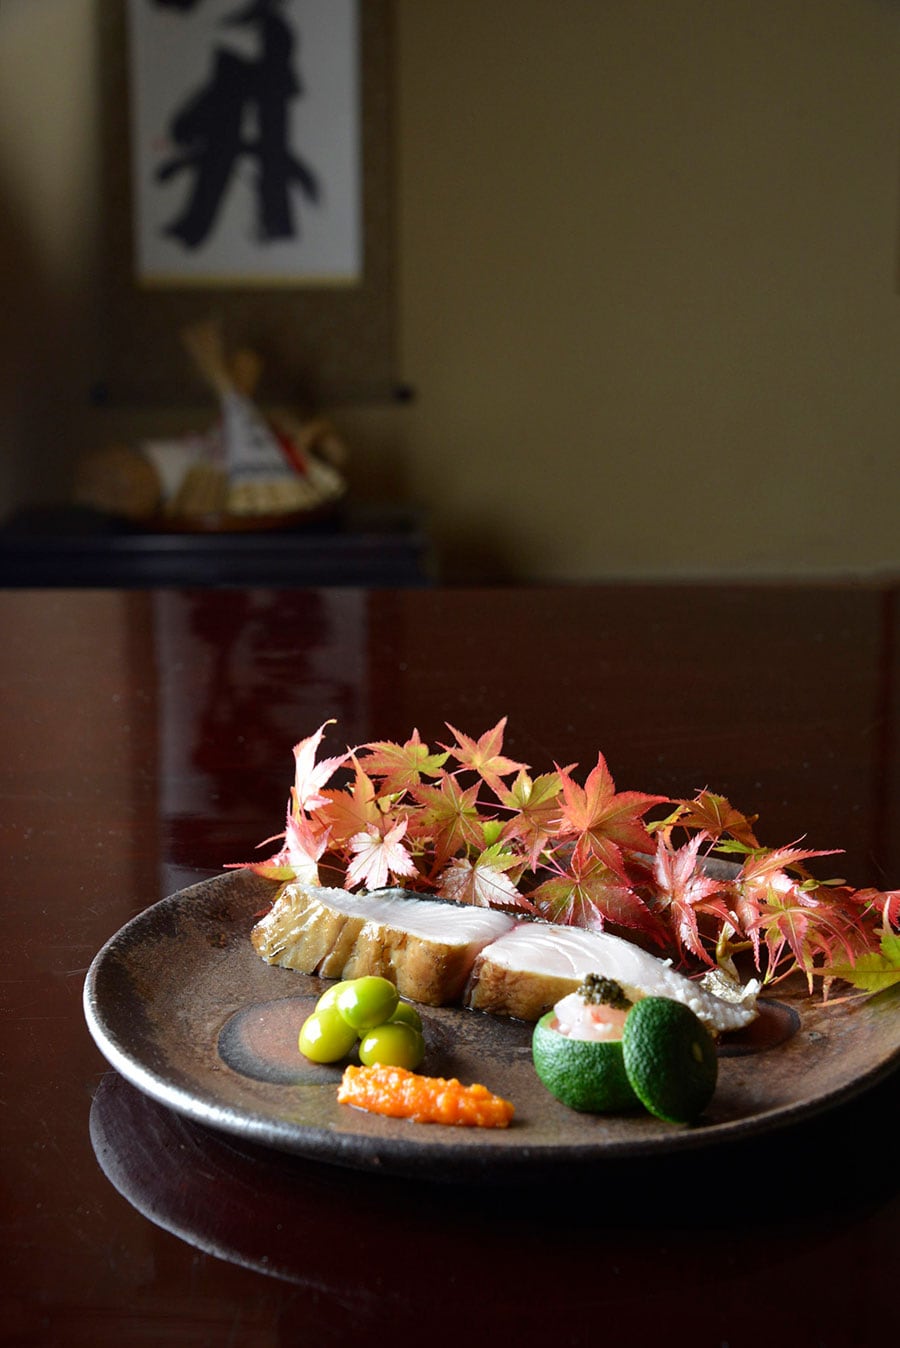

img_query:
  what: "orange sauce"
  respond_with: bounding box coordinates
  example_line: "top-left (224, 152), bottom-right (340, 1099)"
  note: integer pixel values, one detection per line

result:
top-left (337, 1064), bottom-right (515, 1128)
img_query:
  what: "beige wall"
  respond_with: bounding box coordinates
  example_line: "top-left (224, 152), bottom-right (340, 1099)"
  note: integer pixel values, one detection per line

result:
top-left (1, 0), bottom-right (899, 581)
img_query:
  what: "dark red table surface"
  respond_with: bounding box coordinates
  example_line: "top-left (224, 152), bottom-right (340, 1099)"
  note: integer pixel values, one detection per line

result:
top-left (1, 584), bottom-right (897, 1348)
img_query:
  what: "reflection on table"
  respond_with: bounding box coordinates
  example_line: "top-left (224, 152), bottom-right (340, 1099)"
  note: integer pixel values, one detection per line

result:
top-left (1, 582), bottom-right (897, 1347)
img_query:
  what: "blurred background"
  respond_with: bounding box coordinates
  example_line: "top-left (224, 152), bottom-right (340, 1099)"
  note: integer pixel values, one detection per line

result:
top-left (1, 0), bottom-right (899, 583)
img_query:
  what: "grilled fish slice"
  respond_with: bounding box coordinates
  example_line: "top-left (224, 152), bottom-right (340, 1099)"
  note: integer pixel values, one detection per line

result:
top-left (464, 922), bottom-right (759, 1032)
top-left (251, 884), bottom-right (517, 1006)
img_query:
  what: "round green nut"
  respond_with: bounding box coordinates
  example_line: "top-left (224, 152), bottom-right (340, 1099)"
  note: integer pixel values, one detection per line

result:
top-left (298, 1007), bottom-right (359, 1064)
top-left (335, 976), bottom-right (400, 1032)
top-left (358, 1020), bottom-right (425, 1070)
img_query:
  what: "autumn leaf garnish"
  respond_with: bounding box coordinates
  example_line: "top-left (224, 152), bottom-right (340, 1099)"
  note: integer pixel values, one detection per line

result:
top-left (852, 887), bottom-right (900, 932)
top-left (672, 789), bottom-right (761, 849)
top-left (555, 752), bottom-right (667, 880)
top-left (650, 833), bottom-right (735, 966)
top-left (242, 718), bottom-right (898, 998)
top-left (441, 717), bottom-right (527, 793)
top-left (531, 853), bottom-right (662, 939)
top-left (291, 720), bottom-right (349, 813)
top-left (345, 818), bottom-right (418, 892)
top-left (823, 931), bottom-right (900, 994)
top-left (409, 773), bottom-right (485, 871)
top-left (437, 844), bottom-right (532, 912)
top-left (316, 755), bottom-right (380, 845)
top-left (360, 729), bottom-right (449, 794)
top-left (732, 844), bottom-right (844, 972)
top-left (497, 768), bottom-right (564, 867)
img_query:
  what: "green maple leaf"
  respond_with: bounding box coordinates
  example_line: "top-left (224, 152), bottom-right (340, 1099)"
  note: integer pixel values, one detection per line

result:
top-left (359, 729), bottom-right (448, 794)
top-left (824, 932), bottom-right (900, 993)
top-left (409, 774), bottom-right (485, 869)
top-left (497, 768), bottom-right (564, 866)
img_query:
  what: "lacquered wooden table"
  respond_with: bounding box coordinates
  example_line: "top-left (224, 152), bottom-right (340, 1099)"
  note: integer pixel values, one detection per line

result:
top-left (2, 584), bottom-right (897, 1347)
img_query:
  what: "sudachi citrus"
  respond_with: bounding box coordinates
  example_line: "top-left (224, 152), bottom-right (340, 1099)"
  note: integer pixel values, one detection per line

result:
top-left (531, 1011), bottom-right (640, 1113)
top-left (621, 996), bottom-right (718, 1123)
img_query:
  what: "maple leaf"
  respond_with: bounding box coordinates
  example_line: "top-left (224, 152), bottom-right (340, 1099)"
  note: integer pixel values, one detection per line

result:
top-left (238, 856), bottom-right (296, 882)
top-left (359, 730), bottom-right (449, 794)
top-left (851, 887), bottom-right (900, 933)
top-left (749, 893), bottom-right (817, 988)
top-left (650, 832), bottom-right (734, 966)
top-left (733, 844), bottom-right (844, 966)
top-left (436, 844), bottom-right (532, 911)
top-left (673, 789), bottom-right (760, 848)
top-left (255, 716), bottom-right (894, 995)
top-left (441, 717), bottom-right (528, 792)
top-left (282, 808), bottom-right (330, 883)
top-left (409, 774), bottom-right (486, 870)
top-left (229, 811), bottom-right (327, 885)
top-left (555, 752), bottom-right (667, 879)
top-left (290, 720), bottom-right (350, 814)
top-left (530, 854), bottom-right (662, 939)
top-left (316, 755), bottom-right (380, 845)
top-left (742, 871), bottom-right (859, 989)
top-left (823, 931), bottom-right (900, 994)
top-left (344, 818), bottom-right (418, 892)
top-left (497, 768), bottom-right (564, 867)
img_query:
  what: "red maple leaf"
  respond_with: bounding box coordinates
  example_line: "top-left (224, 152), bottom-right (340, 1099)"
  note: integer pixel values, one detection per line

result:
top-left (734, 844), bottom-right (842, 966)
top-left (530, 854), bottom-right (662, 939)
top-left (748, 883), bottom-right (860, 989)
top-left (849, 887), bottom-right (900, 933)
top-left (441, 717), bottom-right (528, 792)
top-left (650, 832), bottom-right (734, 966)
top-left (316, 755), bottom-right (381, 845)
top-left (673, 789), bottom-right (760, 848)
top-left (555, 752), bottom-right (667, 879)
top-left (230, 805), bottom-right (329, 885)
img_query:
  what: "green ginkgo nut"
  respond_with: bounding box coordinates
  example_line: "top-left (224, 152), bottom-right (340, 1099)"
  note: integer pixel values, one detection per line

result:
top-left (335, 976), bottom-right (400, 1032)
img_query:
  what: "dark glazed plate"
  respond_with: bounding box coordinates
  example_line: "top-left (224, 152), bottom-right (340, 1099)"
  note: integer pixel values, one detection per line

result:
top-left (83, 870), bottom-right (900, 1180)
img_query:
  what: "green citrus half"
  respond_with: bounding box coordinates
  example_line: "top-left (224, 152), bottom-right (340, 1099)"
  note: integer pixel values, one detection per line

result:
top-left (621, 997), bottom-right (718, 1123)
top-left (531, 1012), bottom-right (640, 1113)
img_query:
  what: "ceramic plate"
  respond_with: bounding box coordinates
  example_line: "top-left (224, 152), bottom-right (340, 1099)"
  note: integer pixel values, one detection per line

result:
top-left (83, 870), bottom-right (900, 1180)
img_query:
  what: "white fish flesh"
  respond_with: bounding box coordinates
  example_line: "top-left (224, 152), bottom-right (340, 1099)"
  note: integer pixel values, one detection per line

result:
top-left (464, 922), bottom-right (759, 1033)
top-left (251, 883), bottom-right (517, 1006)
top-left (252, 885), bottom-right (759, 1032)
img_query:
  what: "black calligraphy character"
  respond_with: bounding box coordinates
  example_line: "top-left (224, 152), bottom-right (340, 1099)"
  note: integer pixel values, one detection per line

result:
top-left (156, 0), bottom-right (319, 248)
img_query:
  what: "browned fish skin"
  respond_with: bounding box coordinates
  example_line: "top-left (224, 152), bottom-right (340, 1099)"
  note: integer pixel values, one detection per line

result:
top-left (251, 884), bottom-right (516, 1006)
top-left (464, 959), bottom-right (578, 1022)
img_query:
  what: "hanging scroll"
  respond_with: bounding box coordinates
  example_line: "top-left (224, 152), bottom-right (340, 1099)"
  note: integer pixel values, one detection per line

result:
top-left (96, 0), bottom-right (395, 407)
